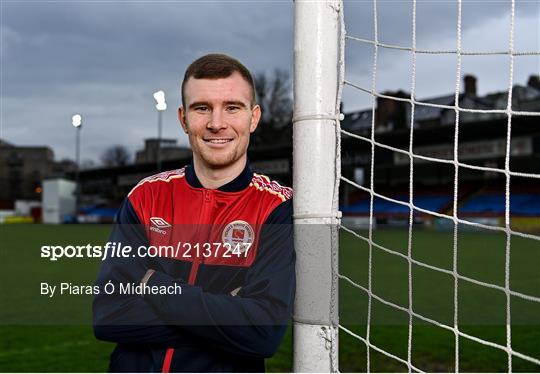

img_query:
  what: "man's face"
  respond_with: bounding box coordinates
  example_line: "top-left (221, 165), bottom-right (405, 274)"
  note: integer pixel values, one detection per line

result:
top-left (179, 72), bottom-right (261, 173)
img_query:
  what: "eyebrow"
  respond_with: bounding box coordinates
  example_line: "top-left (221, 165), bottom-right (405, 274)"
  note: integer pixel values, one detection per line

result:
top-left (188, 100), bottom-right (248, 110)
top-left (188, 101), bottom-right (210, 110)
top-left (224, 101), bottom-right (248, 108)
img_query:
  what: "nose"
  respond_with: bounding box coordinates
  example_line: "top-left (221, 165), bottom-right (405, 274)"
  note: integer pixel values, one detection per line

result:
top-left (207, 109), bottom-right (227, 132)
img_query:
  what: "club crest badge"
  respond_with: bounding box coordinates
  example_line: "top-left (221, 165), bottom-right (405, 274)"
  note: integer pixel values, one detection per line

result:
top-left (222, 220), bottom-right (254, 253)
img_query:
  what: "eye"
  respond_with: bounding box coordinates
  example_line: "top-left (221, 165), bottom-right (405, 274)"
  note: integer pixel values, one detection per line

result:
top-left (194, 105), bottom-right (209, 113)
top-left (226, 105), bottom-right (241, 113)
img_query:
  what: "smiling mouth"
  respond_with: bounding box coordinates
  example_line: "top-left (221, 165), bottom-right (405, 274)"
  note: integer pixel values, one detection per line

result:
top-left (204, 138), bottom-right (233, 144)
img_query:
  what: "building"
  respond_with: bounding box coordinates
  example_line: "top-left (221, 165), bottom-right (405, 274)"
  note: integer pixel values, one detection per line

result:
top-left (0, 139), bottom-right (76, 208)
top-left (340, 75), bottom-right (540, 231)
top-left (135, 138), bottom-right (192, 164)
top-left (341, 75), bottom-right (540, 186)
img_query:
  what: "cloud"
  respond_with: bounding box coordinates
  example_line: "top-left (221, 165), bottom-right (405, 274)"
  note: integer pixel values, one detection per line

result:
top-left (342, 0), bottom-right (540, 110)
top-left (1, 0), bottom-right (537, 162)
top-left (2, 1), bottom-right (293, 161)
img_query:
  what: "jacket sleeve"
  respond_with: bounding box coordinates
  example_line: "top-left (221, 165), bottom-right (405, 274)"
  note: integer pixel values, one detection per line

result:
top-left (92, 198), bottom-right (188, 345)
top-left (143, 199), bottom-right (295, 358)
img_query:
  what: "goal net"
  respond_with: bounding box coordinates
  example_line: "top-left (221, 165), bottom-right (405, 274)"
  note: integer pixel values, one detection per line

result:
top-left (293, 0), bottom-right (540, 372)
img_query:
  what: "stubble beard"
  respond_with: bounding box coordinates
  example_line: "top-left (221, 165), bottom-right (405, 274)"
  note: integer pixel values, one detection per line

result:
top-left (197, 145), bottom-right (243, 171)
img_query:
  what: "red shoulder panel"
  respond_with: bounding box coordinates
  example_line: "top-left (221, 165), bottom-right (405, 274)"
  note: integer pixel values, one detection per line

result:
top-left (127, 168), bottom-right (186, 198)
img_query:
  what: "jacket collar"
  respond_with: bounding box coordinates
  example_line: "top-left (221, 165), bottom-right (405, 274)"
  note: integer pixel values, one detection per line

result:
top-left (185, 161), bottom-right (253, 192)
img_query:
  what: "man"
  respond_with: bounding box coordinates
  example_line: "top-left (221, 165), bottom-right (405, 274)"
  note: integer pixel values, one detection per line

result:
top-left (93, 54), bottom-right (295, 372)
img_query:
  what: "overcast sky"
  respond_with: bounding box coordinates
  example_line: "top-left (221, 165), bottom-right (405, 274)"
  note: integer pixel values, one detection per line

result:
top-left (1, 0), bottom-right (538, 165)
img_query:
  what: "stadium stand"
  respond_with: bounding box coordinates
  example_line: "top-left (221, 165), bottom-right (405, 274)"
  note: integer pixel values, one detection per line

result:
top-left (339, 75), bottom-right (540, 232)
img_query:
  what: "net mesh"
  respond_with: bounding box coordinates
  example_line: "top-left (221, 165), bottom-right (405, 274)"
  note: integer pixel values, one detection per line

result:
top-left (336, 0), bottom-right (540, 372)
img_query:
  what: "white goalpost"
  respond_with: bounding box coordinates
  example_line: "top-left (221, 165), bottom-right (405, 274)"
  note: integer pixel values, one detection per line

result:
top-left (293, 0), bottom-right (343, 372)
top-left (294, 0), bottom-right (540, 372)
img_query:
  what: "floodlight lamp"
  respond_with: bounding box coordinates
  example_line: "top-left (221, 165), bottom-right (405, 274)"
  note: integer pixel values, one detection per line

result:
top-left (72, 114), bottom-right (82, 128)
top-left (153, 90), bottom-right (167, 111)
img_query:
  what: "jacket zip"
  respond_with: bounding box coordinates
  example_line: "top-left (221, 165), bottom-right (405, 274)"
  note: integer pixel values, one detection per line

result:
top-left (161, 261), bottom-right (199, 372)
top-left (161, 189), bottom-right (212, 373)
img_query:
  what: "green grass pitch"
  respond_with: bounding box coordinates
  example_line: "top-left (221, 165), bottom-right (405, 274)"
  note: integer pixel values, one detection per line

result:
top-left (0, 224), bottom-right (538, 372)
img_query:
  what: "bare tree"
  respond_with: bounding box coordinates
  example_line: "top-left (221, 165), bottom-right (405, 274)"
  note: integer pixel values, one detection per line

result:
top-left (252, 69), bottom-right (293, 147)
top-left (101, 145), bottom-right (131, 167)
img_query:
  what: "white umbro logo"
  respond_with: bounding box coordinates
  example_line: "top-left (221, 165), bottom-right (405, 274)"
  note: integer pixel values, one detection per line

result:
top-left (150, 217), bottom-right (171, 235)
top-left (150, 217), bottom-right (171, 228)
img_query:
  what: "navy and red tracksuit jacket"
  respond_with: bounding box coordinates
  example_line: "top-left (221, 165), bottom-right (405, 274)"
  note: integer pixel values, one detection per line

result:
top-left (93, 162), bottom-right (295, 372)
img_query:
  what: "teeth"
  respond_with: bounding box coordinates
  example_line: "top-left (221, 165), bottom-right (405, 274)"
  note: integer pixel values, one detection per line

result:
top-left (207, 139), bottom-right (231, 144)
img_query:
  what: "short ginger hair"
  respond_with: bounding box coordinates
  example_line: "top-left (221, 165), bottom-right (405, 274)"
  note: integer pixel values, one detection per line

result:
top-left (181, 53), bottom-right (257, 108)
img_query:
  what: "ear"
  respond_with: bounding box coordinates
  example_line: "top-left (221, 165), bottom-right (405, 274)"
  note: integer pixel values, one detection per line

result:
top-left (249, 104), bottom-right (261, 133)
top-left (178, 107), bottom-right (189, 134)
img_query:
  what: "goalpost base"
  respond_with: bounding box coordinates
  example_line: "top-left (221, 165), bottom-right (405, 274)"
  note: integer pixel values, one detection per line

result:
top-left (293, 323), bottom-right (338, 373)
